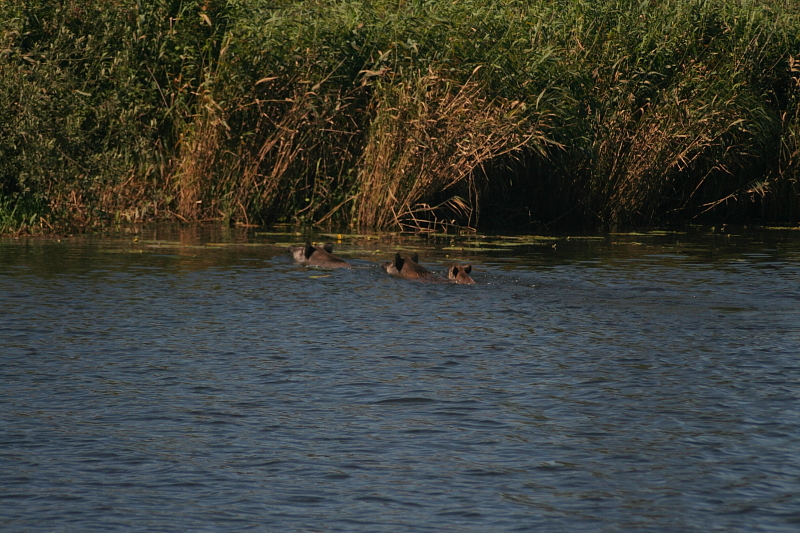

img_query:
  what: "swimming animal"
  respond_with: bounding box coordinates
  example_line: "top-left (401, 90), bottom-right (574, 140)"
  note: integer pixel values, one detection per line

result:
top-left (447, 264), bottom-right (475, 285)
top-left (288, 242), bottom-right (349, 268)
top-left (383, 252), bottom-right (438, 280)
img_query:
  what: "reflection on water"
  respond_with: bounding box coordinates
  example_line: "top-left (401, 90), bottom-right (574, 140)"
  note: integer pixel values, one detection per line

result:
top-left (2, 225), bottom-right (800, 532)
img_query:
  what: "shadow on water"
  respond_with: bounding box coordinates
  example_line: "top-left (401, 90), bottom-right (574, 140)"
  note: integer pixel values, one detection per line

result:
top-left (2, 224), bottom-right (800, 532)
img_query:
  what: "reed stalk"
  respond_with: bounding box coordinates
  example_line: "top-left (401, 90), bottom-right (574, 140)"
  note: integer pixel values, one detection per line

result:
top-left (355, 67), bottom-right (553, 229)
top-left (1, 0), bottom-right (798, 233)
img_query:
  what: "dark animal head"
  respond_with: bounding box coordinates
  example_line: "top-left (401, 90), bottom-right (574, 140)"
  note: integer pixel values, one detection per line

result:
top-left (287, 243), bottom-right (308, 262)
top-left (288, 242), bottom-right (348, 268)
top-left (384, 252), bottom-right (430, 279)
top-left (383, 252), bottom-right (404, 275)
top-left (447, 264), bottom-right (475, 284)
top-left (383, 252), bottom-right (421, 274)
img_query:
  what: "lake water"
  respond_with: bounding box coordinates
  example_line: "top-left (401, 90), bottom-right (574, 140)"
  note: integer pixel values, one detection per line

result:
top-left (2, 225), bottom-right (800, 532)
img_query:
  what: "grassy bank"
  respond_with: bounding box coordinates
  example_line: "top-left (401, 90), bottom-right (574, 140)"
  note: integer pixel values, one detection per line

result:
top-left (1, 0), bottom-right (799, 234)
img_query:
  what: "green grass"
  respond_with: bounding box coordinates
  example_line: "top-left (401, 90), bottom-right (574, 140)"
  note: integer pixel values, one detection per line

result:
top-left (1, 0), bottom-right (799, 233)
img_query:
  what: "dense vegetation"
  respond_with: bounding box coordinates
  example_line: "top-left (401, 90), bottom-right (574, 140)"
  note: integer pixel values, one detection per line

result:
top-left (1, 0), bottom-right (799, 233)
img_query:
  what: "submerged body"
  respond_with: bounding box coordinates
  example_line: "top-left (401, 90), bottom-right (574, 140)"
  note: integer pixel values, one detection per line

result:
top-left (447, 264), bottom-right (475, 285)
top-left (288, 242), bottom-right (349, 268)
top-left (383, 253), bottom-right (442, 281)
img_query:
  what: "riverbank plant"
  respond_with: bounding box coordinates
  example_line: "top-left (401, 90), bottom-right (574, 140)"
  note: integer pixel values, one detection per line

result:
top-left (1, 0), bottom-right (798, 233)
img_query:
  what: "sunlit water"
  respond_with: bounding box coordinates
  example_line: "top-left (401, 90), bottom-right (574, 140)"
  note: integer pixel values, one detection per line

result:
top-left (2, 225), bottom-right (800, 532)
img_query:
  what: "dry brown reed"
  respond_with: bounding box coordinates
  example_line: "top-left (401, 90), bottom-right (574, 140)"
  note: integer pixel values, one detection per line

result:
top-left (235, 89), bottom-right (313, 224)
top-left (355, 68), bottom-right (553, 230)
top-left (228, 77), bottom-right (365, 227)
top-left (174, 105), bottom-right (224, 221)
top-left (3, 0), bottom-right (799, 234)
top-left (587, 85), bottom-right (748, 223)
top-left (749, 55), bottom-right (800, 221)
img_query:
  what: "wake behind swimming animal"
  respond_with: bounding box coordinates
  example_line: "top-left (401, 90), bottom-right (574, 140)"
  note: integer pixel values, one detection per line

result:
top-left (447, 264), bottom-right (475, 285)
top-left (288, 242), bottom-right (349, 268)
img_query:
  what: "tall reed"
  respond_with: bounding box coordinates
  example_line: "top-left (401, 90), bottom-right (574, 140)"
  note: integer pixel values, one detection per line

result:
top-left (1, 0), bottom-right (798, 233)
top-left (354, 68), bottom-right (554, 229)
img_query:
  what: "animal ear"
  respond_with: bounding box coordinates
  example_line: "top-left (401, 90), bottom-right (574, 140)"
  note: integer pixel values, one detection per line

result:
top-left (303, 242), bottom-right (315, 259)
top-left (323, 242), bottom-right (334, 253)
top-left (411, 253), bottom-right (419, 263)
top-left (394, 252), bottom-right (404, 270)
top-left (451, 266), bottom-right (460, 275)
top-left (463, 264), bottom-right (472, 274)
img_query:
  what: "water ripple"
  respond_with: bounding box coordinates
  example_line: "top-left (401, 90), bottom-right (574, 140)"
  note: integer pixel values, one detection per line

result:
top-left (1, 231), bottom-right (800, 531)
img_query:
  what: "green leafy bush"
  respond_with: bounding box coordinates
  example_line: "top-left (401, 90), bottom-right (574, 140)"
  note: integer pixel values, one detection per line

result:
top-left (1, 0), bottom-right (798, 233)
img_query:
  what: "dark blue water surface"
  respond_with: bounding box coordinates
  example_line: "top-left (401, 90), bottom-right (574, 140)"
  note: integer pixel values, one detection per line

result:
top-left (2, 226), bottom-right (800, 532)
